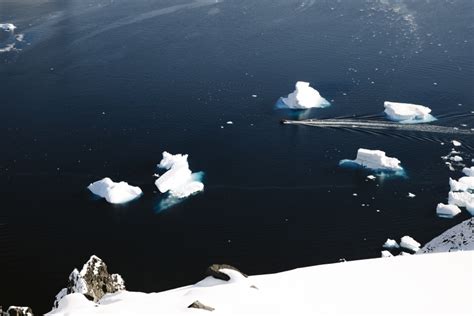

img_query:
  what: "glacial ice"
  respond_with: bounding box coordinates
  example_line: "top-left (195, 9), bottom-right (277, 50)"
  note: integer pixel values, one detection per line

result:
top-left (449, 177), bottom-right (474, 192)
top-left (383, 101), bottom-right (436, 124)
top-left (87, 178), bottom-right (143, 204)
top-left (339, 148), bottom-right (403, 173)
top-left (448, 191), bottom-right (474, 215)
top-left (400, 236), bottom-right (421, 252)
top-left (436, 203), bottom-right (461, 218)
top-left (155, 151), bottom-right (204, 199)
top-left (279, 81), bottom-right (330, 109)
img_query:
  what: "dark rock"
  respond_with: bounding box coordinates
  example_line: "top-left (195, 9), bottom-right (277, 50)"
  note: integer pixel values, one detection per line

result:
top-left (205, 264), bottom-right (247, 281)
top-left (188, 300), bottom-right (215, 312)
top-left (6, 306), bottom-right (33, 316)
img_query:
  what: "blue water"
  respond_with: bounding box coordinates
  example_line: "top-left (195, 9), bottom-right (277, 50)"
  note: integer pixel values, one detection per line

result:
top-left (0, 0), bottom-right (473, 313)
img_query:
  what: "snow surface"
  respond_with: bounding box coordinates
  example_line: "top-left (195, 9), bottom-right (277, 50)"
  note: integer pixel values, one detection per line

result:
top-left (436, 203), bottom-right (461, 218)
top-left (383, 101), bottom-right (436, 124)
top-left (48, 251), bottom-right (474, 315)
top-left (88, 178), bottom-right (143, 204)
top-left (155, 151), bottom-right (204, 199)
top-left (399, 235), bottom-right (421, 252)
top-left (279, 81), bottom-right (330, 109)
top-left (420, 218), bottom-right (474, 253)
top-left (381, 250), bottom-right (393, 257)
top-left (339, 148), bottom-right (403, 173)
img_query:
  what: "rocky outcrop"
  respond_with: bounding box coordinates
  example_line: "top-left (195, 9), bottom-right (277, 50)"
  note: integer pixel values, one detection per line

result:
top-left (3, 306), bottom-right (33, 316)
top-left (205, 264), bottom-right (247, 281)
top-left (53, 255), bottom-right (125, 308)
top-left (419, 218), bottom-right (474, 253)
top-left (188, 300), bottom-right (215, 311)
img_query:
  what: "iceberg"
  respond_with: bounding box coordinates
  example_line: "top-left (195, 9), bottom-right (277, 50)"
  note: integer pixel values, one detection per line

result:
top-left (155, 151), bottom-right (204, 199)
top-left (279, 81), bottom-right (330, 109)
top-left (383, 101), bottom-right (436, 124)
top-left (399, 236), bottom-right (421, 252)
top-left (339, 148), bottom-right (403, 173)
top-left (449, 177), bottom-right (474, 192)
top-left (451, 140), bottom-right (462, 147)
top-left (382, 238), bottom-right (400, 249)
top-left (462, 167), bottom-right (474, 177)
top-left (436, 203), bottom-right (461, 218)
top-left (88, 178), bottom-right (142, 204)
top-left (448, 191), bottom-right (474, 215)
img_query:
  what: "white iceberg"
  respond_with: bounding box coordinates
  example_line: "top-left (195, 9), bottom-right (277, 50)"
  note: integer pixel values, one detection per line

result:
top-left (452, 140), bottom-right (462, 147)
top-left (462, 167), bottom-right (474, 177)
top-left (450, 155), bottom-right (463, 162)
top-left (436, 203), bottom-right (461, 218)
top-left (279, 81), bottom-right (330, 109)
top-left (448, 191), bottom-right (474, 215)
top-left (382, 238), bottom-right (400, 249)
top-left (88, 178), bottom-right (143, 204)
top-left (339, 148), bottom-right (403, 172)
top-left (155, 151), bottom-right (204, 199)
top-left (400, 236), bottom-right (421, 252)
top-left (383, 101), bottom-right (436, 124)
top-left (420, 218), bottom-right (474, 253)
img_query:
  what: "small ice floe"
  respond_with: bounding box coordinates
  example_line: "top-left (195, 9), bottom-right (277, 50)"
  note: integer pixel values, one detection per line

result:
top-left (277, 81), bottom-right (330, 110)
top-left (462, 167), bottom-right (474, 176)
top-left (226, 121), bottom-right (233, 125)
top-left (449, 177), bottom-right (474, 192)
top-left (88, 178), bottom-right (143, 204)
top-left (251, 94), bottom-right (258, 98)
top-left (155, 151), bottom-right (204, 199)
top-left (407, 192), bottom-right (416, 198)
top-left (400, 236), bottom-right (421, 252)
top-left (339, 148), bottom-right (403, 174)
top-left (436, 203), bottom-right (461, 218)
top-left (367, 175), bottom-right (376, 180)
top-left (450, 155), bottom-right (463, 162)
top-left (381, 250), bottom-right (393, 258)
top-left (383, 101), bottom-right (436, 124)
top-left (448, 192), bottom-right (474, 215)
top-left (383, 238), bottom-right (400, 249)
top-left (0, 23), bottom-right (16, 32)
top-left (452, 140), bottom-right (462, 147)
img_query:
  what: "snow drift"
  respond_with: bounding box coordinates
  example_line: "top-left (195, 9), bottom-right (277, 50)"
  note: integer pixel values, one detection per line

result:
top-left (88, 178), bottom-right (143, 204)
top-left (278, 81), bottom-right (330, 110)
top-left (384, 101), bottom-right (436, 124)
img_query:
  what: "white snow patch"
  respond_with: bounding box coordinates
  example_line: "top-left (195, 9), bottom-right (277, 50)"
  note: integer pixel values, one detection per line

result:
top-left (280, 81), bottom-right (330, 109)
top-left (384, 101), bottom-right (436, 124)
top-left (340, 148), bottom-right (403, 172)
top-left (226, 121), bottom-right (233, 125)
top-left (88, 178), bottom-right (142, 204)
top-left (400, 236), bottom-right (421, 252)
top-left (436, 203), bottom-right (461, 218)
top-left (420, 218), bottom-right (474, 253)
top-left (407, 192), bottom-right (416, 198)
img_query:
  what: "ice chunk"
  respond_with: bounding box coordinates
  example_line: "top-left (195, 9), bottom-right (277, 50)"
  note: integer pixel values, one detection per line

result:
top-left (339, 148), bottom-right (403, 172)
top-left (381, 250), bottom-right (393, 258)
top-left (367, 175), bottom-right (376, 180)
top-left (280, 81), bottom-right (330, 109)
top-left (452, 140), bottom-right (462, 147)
top-left (436, 203), bottom-right (461, 218)
top-left (462, 167), bottom-right (474, 177)
top-left (400, 236), bottom-right (421, 252)
top-left (448, 191), bottom-right (474, 215)
top-left (407, 192), bottom-right (416, 198)
top-left (0, 23), bottom-right (16, 32)
top-left (449, 177), bottom-right (474, 192)
top-left (450, 155), bottom-right (463, 162)
top-left (155, 151), bottom-right (204, 199)
top-left (384, 101), bottom-right (436, 124)
top-left (88, 178), bottom-right (142, 204)
top-left (383, 238), bottom-right (400, 249)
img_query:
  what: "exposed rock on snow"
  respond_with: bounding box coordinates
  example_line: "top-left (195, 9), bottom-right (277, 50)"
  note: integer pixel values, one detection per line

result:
top-left (4, 306), bottom-right (33, 316)
top-left (155, 152), bottom-right (204, 199)
top-left (188, 300), bottom-right (215, 311)
top-left (382, 238), bottom-right (400, 249)
top-left (436, 203), bottom-right (462, 218)
top-left (88, 177), bottom-right (142, 204)
top-left (280, 81), bottom-right (330, 109)
top-left (400, 236), bottom-right (421, 252)
top-left (383, 101), bottom-right (436, 124)
top-left (205, 264), bottom-right (248, 281)
top-left (420, 218), bottom-right (474, 253)
top-left (53, 255), bottom-right (125, 309)
top-left (448, 191), bottom-right (474, 215)
top-left (339, 148), bottom-right (403, 172)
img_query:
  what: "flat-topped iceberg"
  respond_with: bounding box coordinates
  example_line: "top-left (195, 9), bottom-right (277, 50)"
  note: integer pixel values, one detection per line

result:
top-left (400, 236), bottom-right (421, 252)
top-left (384, 101), bottom-right (436, 124)
top-left (88, 178), bottom-right (143, 204)
top-left (278, 81), bottom-right (330, 110)
top-left (436, 203), bottom-right (461, 218)
top-left (155, 151), bottom-right (204, 199)
top-left (339, 148), bottom-right (404, 174)
top-left (382, 238), bottom-right (400, 249)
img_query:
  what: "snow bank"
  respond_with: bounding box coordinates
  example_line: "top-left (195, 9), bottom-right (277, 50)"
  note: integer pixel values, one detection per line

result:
top-left (339, 148), bottom-right (403, 173)
top-left (279, 81), bottom-right (330, 109)
top-left (155, 151), bottom-right (204, 199)
top-left (88, 178), bottom-right (142, 204)
top-left (400, 235), bottom-right (421, 252)
top-left (436, 203), bottom-right (461, 218)
top-left (48, 251), bottom-right (474, 315)
top-left (381, 250), bottom-right (393, 257)
top-left (384, 101), bottom-right (436, 124)
top-left (420, 218), bottom-right (474, 253)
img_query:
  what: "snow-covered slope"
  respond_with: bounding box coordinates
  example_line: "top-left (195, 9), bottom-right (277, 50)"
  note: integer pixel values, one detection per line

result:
top-left (420, 218), bottom-right (474, 253)
top-left (48, 251), bottom-right (473, 315)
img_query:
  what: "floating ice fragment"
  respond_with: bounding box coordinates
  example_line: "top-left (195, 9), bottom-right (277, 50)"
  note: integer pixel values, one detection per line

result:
top-left (381, 250), bottom-right (393, 258)
top-left (383, 239), bottom-right (400, 249)
top-left (452, 140), bottom-right (462, 147)
top-left (407, 193), bottom-right (416, 198)
top-left (384, 101), bottom-right (436, 124)
top-left (400, 236), bottom-right (421, 252)
top-left (339, 148), bottom-right (403, 173)
top-left (0, 23), bottom-right (16, 32)
top-left (88, 178), bottom-right (142, 204)
top-left (278, 81), bottom-right (330, 109)
top-left (367, 175), bottom-right (376, 180)
top-left (436, 203), bottom-right (461, 218)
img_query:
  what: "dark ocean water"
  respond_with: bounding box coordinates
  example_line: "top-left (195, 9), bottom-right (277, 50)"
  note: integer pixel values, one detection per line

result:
top-left (0, 0), bottom-right (473, 313)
